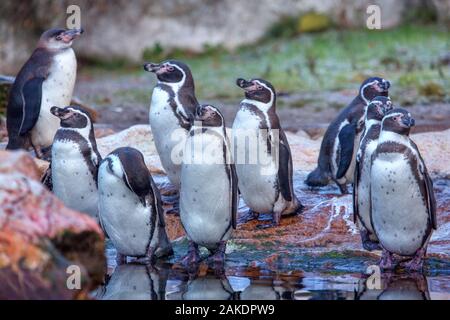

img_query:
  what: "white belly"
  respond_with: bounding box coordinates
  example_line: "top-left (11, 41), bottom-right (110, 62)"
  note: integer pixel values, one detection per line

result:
top-left (232, 109), bottom-right (278, 213)
top-left (183, 278), bottom-right (233, 300)
top-left (357, 139), bottom-right (378, 234)
top-left (32, 49), bottom-right (76, 148)
top-left (180, 133), bottom-right (233, 249)
top-left (149, 87), bottom-right (187, 188)
top-left (371, 154), bottom-right (429, 256)
top-left (98, 163), bottom-right (152, 257)
top-left (52, 139), bottom-right (98, 219)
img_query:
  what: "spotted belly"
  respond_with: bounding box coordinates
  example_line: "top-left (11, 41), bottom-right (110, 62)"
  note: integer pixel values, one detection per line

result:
top-left (371, 156), bottom-right (429, 256)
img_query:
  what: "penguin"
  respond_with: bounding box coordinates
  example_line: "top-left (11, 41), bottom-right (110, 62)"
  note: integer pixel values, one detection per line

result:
top-left (370, 108), bottom-right (437, 272)
top-left (98, 147), bottom-right (173, 264)
top-left (6, 28), bottom-right (83, 159)
top-left (306, 77), bottom-right (391, 194)
top-left (99, 263), bottom-right (169, 300)
top-left (232, 78), bottom-right (302, 228)
top-left (353, 96), bottom-right (393, 251)
top-left (143, 60), bottom-right (198, 189)
top-left (42, 106), bottom-right (101, 220)
top-left (179, 104), bottom-right (238, 266)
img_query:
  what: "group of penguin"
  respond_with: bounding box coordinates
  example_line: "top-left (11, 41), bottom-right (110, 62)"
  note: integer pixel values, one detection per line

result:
top-left (5, 28), bottom-right (437, 272)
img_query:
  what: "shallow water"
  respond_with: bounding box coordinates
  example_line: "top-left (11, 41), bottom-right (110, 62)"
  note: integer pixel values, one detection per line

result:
top-left (96, 174), bottom-right (450, 300)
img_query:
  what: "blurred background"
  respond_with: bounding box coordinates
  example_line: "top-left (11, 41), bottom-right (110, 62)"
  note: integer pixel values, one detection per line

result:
top-left (0, 0), bottom-right (449, 135)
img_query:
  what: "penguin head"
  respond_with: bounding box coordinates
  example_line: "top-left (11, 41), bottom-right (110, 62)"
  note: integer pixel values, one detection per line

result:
top-left (359, 77), bottom-right (390, 103)
top-left (39, 28), bottom-right (83, 50)
top-left (51, 106), bottom-right (93, 130)
top-left (236, 78), bottom-right (275, 105)
top-left (382, 108), bottom-right (415, 135)
top-left (195, 104), bottom-right (224, 127)
top-left (366, 96), bottom-right (393, 121)
top-left (144, 60), bottom-right (192, 86)
top-left (103, 147), bottom-right (152, 206)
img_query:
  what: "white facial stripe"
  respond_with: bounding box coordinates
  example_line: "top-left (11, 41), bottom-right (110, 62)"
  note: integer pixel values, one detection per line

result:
top-left (165, 63), bottom-right (189, 119)
top-left (360, 80), bottom-right (378, 104)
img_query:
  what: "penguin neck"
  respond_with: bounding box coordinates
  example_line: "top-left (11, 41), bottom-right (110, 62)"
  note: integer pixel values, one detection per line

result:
top-left (242, 98), bottom-right (274, 114)
top-left (59, 126), bottom-right (91, 141)
top-left (378, 129), bottom-right (411, 147)
top-left (364, 118), bottom-right (381, 131)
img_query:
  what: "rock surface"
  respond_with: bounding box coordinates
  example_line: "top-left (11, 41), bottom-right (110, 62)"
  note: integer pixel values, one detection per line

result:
top-left (0, 151), bottom-right (106, 299)
top-left (0, 0), bottom-right (440, 72)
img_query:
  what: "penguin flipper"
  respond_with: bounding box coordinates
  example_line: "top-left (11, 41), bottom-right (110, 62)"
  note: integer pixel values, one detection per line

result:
top-left (352, 159), bottom-right (360, 223)
top-left (41, 162), bottom-right (53, 191)
top-left (19, 77), bottom-right (45, 135)
top-left (278, 132), bottom-right (293, 202)
top-left (336, 124), bottom-right (356, 180)
top-left (423, 166), bottom-right (437, 230)
top-left (230, 163), bottom-right (239, 229)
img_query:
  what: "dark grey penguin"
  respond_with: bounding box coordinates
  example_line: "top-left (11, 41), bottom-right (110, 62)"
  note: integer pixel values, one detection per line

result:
top-left (6, 28), bottom-right (83, 159)
top-left (143, 60), bottom-right (199, 189)
top-left (98, 147), bottom-right (173, 264)
top-left (353, 96), bottom-right (393, 251)
top-left (232, 78), bottom-right (302, 228)
top-left (180, 105), bottom-right (238, 267)
top-left (42, 106), bottom-right (101, 220)
top-left (306, 77), bottom-right (390, 194)
top-left (370, 108), bottom-right (436, 272)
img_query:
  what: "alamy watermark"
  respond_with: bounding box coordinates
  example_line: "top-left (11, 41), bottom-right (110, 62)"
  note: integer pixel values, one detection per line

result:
top-left (66, 265), bottom-right (81, 290)
top-left (366, 5), bottom-right (382, 30)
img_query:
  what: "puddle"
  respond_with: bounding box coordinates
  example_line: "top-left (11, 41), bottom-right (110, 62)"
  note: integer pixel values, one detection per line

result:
top-left (96, 173), bottom-right (450, 300)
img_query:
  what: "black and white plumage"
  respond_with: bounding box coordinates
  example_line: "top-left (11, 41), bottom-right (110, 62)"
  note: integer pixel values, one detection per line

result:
top-left (6, 28), bottom-right (83, 159)
top-left (353, 96), bottom-right (393, 251)
top-left (370, 108), bottom-right (436, 272)
top-left (98, 147), bottom-right (173, 263)
top-left (180, 105), bottom-right (238, 266)
top-left (232, 78), bottom-right (302, 228)
top-left (42, 106), bottom-right (101, 220)
top-left (306, 77), bottom-right (390, 194)
top-left (144, 60), bottom-right (198, 189)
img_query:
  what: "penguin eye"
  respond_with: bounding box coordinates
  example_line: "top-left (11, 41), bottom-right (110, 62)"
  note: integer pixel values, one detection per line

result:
top-left (393, 116), bottom-right (399, 121)
top-left (167, 66), bottom-right (174, 72)
top-left (257, 85), bottom-right (264, 90)
top-left (55, 35), bottom-right (62, 41)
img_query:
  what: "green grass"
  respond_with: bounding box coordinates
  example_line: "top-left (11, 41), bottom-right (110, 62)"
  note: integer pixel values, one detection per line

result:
top-left (83, 24), bottom-right (449, 101)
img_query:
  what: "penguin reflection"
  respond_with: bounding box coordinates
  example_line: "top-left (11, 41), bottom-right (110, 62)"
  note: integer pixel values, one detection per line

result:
top-left (180, 272), bottom-right (236, 300)
top-left (355, 272), bottom-right (430, 300)
top-left (99, 263), bottom-right (169, 300)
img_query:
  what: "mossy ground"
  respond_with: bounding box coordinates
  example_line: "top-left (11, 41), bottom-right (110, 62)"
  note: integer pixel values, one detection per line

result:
top-left (81, 25), bottom-right (449, 103)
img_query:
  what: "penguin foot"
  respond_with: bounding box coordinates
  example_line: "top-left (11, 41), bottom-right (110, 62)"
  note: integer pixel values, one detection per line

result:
top-left (116, 253), bottom-right (127, 265)
top-left (305, 168), bottom-right (330, 187)
top-left (379, 249), bottom-right (395, 271)
top-left (337, 183), bottom-right (350, 195)
top-left (206, 241), bottom-right (227, 268)
top-left (402, 249), bottom-right (426, 273)
top-left (360, 230), bottom-right (381, 251)
top-left (181, 241), bottom-right (201, 267)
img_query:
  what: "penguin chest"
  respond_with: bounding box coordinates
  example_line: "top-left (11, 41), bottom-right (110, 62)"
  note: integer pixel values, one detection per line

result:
top-left (180, 134), bottom-right (233, 248)
top-left (149, 87), bottom-right (187, 187)
top-left (356, 139), bottom-right (378, 234)
top-left (232, 110), bottom-right (278, 213)
top-left (371, 153), bottom-right (429, 256)
top-left (51, 139), bottom-right (98, 218)
top-left (98, 167), bottom-right (152, 257)
top-left (32, 49), bottom-right (77, 148)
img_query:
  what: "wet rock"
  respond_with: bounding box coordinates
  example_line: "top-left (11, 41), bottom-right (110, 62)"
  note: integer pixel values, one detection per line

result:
top-left (0, 150), bottom-right (106, 299)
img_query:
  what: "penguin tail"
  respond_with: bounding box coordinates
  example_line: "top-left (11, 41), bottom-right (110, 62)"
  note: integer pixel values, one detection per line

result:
top-left (305, 167), bottom-right (330, 187)
top-left (5, 135), bottom-right (29, 151)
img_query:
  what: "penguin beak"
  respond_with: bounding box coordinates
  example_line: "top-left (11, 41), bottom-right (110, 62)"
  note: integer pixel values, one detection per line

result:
top-left (61, 28), bottom-right (83, 43)
top-left (236, 78), bottom-right (257, 91)
top-left (402, 116), bottom-right (415, 128)
top-left (143, 63), bottom-right (162, 73)
top-left (380, 80), bottom-right (391, 92)
top-left (51, 106), bottom-right (71, 119)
